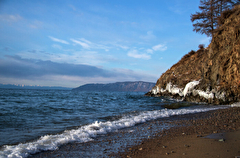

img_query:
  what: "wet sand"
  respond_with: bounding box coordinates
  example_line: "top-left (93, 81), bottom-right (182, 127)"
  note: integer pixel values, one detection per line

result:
top-left (31, 107), bottom-right (240, 158)
top-left (117, 107), bottom-right (240, 158)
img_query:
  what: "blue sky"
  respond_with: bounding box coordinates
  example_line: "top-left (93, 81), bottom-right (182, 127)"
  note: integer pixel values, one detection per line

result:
top-left (0, 0), bottom-right (210, 88)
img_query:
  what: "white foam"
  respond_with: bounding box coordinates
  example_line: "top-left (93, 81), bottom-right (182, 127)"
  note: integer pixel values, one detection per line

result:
top-left (0, 106), bottom-right (228, 158)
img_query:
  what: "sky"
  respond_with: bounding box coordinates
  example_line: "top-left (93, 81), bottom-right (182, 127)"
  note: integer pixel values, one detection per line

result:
top-left (0, 0), bottom-right (211, 88)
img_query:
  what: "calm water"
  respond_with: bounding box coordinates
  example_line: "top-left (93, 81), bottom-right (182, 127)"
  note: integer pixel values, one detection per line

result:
top-left (0, 89), bottom-right (226, 157)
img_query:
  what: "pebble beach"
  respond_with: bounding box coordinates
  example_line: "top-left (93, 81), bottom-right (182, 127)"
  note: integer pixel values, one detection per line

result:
top-left (30, 106), bottom-right (240, 158)
top-left (117, 107), bottom-right (240, 158)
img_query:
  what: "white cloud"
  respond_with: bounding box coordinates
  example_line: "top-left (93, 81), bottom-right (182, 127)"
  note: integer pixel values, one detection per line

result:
top-left (79, 38), bottom-right (92, 44)
top-left (94, 43), bottom-right (110, 51)
top-left (146, 49), bottom-right (153, 54)
top-left (49, 36), bottom-right (69, 44)
top-left (169, 7), bottom-right (185, 15)
top-left (112, 68), bottom-right (158, 82)
top-left (114, 44), bottom-right (129, 50)
top-left (127, 43), bottom-right (167, 60)
top-left (140, 31), bottom-right (156, 41)
top-left (69, 4), bottom-right (76, 11)
top-left (29, 20), bottom-right (43, 29)
top-left (119, 45), bottom-right (129, 50)
top-left (71, 39), bottom-right (91, 49)
top-left (127, 50), bottom-right (151, 60)
top-left (71, 38), bottom-right (111, 51)
top-left (17, 49), bottom-right (116, 66)
top-left (0, 14), bottom-right (22, 22)
top-left (52, 44), bottom-right (62, 49)
top-left (152, 44), bottom-right (167, 51)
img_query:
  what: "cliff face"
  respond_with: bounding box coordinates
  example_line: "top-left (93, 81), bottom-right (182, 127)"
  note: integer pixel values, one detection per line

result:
top-left (73, 81), bottom-right (155, 92)
top-left (147, 5), bottom-right (240, 104)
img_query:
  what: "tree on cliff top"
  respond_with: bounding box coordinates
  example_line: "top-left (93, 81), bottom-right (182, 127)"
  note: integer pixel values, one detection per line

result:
top-left (191, 0), bottom-right (240, 37)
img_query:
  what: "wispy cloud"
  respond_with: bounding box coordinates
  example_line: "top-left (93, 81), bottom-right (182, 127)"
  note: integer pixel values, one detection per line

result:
top-left (169, 7), bottom-right (185, 14)
top-left (29, 20), bottom-right (43, 29)
top-left (17, 49), bottom-right (117, 66)
top-left (114, 44), bottom-right (129, 50)
top-left (139, 31), bottom-right (156, 41)
top-left (71, 38), bottom-right (111, 51)
top-left (69, 4), bottom-right (76, 11)
top-left (127, 43), bottom-right (167, 60)
top-left (127, 50), bottom-right (151, 60)
top-left (146, 49), bottom-right (153, 54)
top-left (168, 2), bottom-right (187, 15)
top-left (79, 38), bottom-right (92, 44)
top-left (52, 44), bottom-right (62, 49)
top-left (49, 36), bottom-right (69, 45)
top-left (152, 44), bottom-right (167, 51)
top-left (71, 39), bottom-right (91, 49)
top-left (0, 14), bottom-right (22, 22)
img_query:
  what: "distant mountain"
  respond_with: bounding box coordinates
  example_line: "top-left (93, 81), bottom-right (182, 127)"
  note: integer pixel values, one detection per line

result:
top-left (72, 81), bottom-right (155, 92)
top-left (0, 84), bottom-right (71, 90)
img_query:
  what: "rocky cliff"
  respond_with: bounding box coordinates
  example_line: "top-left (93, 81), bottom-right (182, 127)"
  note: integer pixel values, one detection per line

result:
top-left (73, 81), bottom-right (155, 92)
top-left (146, 5), bottom-right (240, 104)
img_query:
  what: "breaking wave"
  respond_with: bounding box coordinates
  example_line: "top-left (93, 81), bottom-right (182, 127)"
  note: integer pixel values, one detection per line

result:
top-left (0, 106), bottom-right (227, 158)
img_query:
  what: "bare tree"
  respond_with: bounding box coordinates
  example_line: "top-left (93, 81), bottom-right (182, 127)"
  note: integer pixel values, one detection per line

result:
top-left (191, 0), bottom-right (239, 37)
top-left (191, 0), bottom-right (217, 37)
top-left (216, 0), bottom-right (239, 15)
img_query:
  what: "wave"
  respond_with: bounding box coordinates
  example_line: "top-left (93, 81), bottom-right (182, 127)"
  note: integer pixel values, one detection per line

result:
top-left (0, 105), bottom-right (228, 158)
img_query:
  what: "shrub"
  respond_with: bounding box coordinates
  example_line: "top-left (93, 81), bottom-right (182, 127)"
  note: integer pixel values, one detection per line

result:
top-left (188, 50), bottom-right (196, 56)
top-left (181, 50), bottom-right (196, 61)
top-left (198, 44), bottom-right (205, 49)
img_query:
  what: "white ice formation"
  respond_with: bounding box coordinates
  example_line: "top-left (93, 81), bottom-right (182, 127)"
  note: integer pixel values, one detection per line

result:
top-left (151, 80), bottom-right (226, 101)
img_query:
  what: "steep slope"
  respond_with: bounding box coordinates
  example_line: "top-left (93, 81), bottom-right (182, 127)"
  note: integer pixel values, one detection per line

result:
top-left (146, 5), bottom-right (240, 104)
top-left (72, 81), bottom-right (155, 92)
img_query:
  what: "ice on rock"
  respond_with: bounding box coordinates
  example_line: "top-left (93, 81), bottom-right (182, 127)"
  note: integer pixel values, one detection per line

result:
top-left (166, 83), bottom-right (183, 96)
top-left (195, 90), bottom-right (214, 99)
top-left (151, 80), bottom-right (225, 101)
top-left (151, 86), bottom-right (159, 95)
top-left (183, 80), bottom-right (200, 97)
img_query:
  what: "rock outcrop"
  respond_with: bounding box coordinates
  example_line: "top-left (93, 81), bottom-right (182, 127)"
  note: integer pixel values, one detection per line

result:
top-left (146, 5), bottom-right (240, 104)
top-left (73, 81), bottom-right (155, 92)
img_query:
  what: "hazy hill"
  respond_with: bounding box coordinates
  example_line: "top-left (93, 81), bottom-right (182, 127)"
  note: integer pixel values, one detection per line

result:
top-left (147, 5), bottom-right (240, 104)
top-left (0, 84), bottom-right (71, 90)
top-left (72, 81), bottom-right (155, 92)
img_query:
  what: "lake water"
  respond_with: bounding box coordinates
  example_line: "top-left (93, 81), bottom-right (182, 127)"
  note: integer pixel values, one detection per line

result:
top-left (0, 89), bottom-right (226, 157)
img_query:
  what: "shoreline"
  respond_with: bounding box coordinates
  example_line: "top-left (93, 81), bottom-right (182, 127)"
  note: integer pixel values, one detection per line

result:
top-left (30, 106), bottom-right (240, 158)
top-left (116, 107), bottom-right (240, 158)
